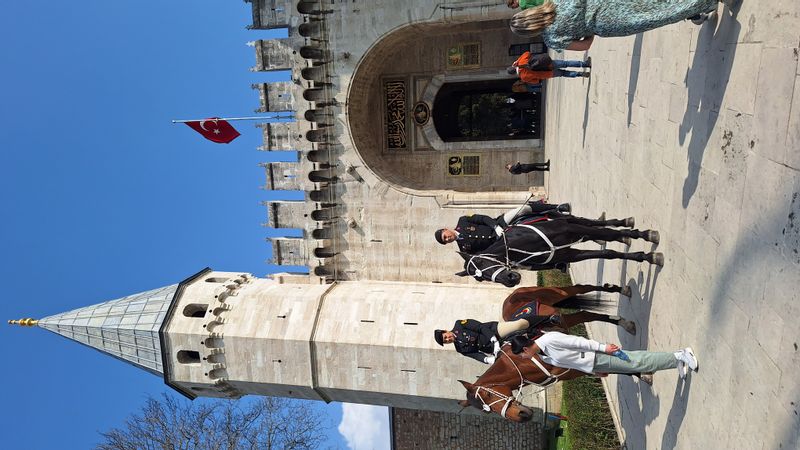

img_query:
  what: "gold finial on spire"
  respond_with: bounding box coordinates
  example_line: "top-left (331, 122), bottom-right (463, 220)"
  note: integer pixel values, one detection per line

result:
top-left (8, 318), bottom-right (39, 327)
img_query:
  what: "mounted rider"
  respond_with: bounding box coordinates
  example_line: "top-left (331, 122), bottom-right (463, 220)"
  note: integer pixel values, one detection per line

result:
top-left (434, 200), bottom-right (570, 254)
top-left (434, 304), bottom-right (561, 364)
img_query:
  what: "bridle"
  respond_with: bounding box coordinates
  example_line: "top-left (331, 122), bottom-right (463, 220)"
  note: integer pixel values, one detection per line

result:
top-left (471, 346), bottom-right (572, 418)
top-left (473, 385), bottom-right (516, 418)
top-left (465, 253), bottom-right (510, 282)
top-left (466, 224), bottom-right (584, 281)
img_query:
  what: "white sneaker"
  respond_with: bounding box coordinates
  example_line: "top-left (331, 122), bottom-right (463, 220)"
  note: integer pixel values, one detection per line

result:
top-left (679, 347), bottom-right (699, 372)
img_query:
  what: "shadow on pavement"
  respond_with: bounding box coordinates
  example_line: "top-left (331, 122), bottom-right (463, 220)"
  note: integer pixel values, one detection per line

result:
top-left (581, 71), bottom-right (592, 148)
top-left (679, 3), bottom-right (742, 207)
top-left (659, 377), bottom-right (694, 450)
top-left (627, 34), bottom-right (644, 127)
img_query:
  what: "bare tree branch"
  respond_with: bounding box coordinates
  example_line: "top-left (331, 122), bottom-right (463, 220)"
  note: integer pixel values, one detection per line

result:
top-left (96, 394), bottom-right (330, 450)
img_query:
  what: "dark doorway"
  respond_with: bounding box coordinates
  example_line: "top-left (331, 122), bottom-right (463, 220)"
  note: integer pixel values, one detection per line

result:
top-left (433, 78), bottom-right (542, 142)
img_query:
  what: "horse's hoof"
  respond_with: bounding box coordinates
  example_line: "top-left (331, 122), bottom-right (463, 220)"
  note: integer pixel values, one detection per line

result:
top-left (624, 217), bottom-right (635, 227)
top-left (621, 285), bottom-right (633, 297)
top-left (648, 252), bottom-right (665, 266)
top-left (621, 237), bottom-right (632, 246)
top-left (620, 318), bottom-right (637, 335)
top-left (645, 230), bottom-right (660, 244)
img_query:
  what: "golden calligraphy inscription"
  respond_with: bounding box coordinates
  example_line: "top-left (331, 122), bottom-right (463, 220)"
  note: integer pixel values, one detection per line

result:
top-left (384, 80), bottom-right (406, 149)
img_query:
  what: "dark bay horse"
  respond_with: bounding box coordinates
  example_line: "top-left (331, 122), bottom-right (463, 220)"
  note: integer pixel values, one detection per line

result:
top-left (456, 215), bottom-right (663, 287)
top-left (458, 342), bottom-right (588, 422)
top-left (502, 284), bottom-right (637, 335)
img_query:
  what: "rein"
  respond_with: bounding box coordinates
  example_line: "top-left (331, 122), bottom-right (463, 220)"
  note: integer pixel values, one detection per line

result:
top-left (473, 345), bottom-right (572, 417)
top-left (504, 224), bottom-right (585, 267)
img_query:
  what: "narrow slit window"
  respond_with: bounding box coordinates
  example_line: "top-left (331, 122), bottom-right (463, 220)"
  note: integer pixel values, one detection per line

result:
top-left (182, 304), bottom-right (209, 318)
top-left (177, 350), bottom-right (201, 364)
top-left (205, 277), bottom-right (229, 283)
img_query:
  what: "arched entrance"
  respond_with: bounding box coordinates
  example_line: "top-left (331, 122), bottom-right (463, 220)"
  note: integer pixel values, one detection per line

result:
top-left (346, 20), bottom-right (547, 192)
top-left (433, 78), bottom-right (541, 142)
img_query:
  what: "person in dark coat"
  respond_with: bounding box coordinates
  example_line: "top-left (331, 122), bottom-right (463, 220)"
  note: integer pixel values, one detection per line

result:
top-left (434, 312), bottom-right (560, 364)
top-left (434, 201), bottom-right (571, 254)
top-left (507, 160), bottom-right (550, 174)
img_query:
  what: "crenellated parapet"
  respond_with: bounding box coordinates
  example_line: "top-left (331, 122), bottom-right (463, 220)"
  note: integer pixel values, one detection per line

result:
top-left (253, 81), bottom-right (297, 113)
top-left (249, 39), bottom-right (295, 72)
top-left (244, 0), bottom-right (292, 30)
top-left (256, 122), bottom-right (303, 151)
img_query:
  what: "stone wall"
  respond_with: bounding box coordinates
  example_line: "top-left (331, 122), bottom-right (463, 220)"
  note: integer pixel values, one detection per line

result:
top-left (246, 0), bottom-right (546, 282)
top-left (391, 408), bottom-right (545, 450)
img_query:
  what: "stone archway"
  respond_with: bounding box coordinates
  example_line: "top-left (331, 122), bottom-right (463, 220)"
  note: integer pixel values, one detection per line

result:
top-left (346, 20), bottom-right (546, 193)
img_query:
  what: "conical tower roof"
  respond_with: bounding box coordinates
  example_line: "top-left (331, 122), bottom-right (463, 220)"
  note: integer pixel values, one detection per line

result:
top-left (36, 283), bottom-right (180, 376)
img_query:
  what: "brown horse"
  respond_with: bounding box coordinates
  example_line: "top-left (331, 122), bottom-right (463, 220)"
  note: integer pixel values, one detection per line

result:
top-left (458, 342), bottom-right (587, 422)
top-left (501, 283), bottom-right (637, 335)
top-left (456, 284), bottom-right (639, 421)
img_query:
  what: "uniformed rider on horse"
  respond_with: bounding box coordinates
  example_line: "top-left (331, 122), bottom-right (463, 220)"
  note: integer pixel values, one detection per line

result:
top-left (434, 200), bottom-right (571, 254)
top-left (434, 305), bottom-right (560, 364)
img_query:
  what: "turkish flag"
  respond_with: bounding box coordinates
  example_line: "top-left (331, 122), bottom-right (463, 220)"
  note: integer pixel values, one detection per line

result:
top-left (184, 118), bottom-right (241, 143)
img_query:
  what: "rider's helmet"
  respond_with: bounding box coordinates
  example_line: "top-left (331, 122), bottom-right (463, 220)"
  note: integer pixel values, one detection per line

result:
top-left (433, 329), bottom-right (445, 346)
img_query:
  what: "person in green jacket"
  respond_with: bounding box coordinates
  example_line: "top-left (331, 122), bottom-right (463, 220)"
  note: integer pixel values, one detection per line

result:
top-left (507, 0), bottom-right (544, 10)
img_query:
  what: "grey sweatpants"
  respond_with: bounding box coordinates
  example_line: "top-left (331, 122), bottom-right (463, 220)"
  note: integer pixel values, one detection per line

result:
top-left (593, 351), bottom-right (679, 374)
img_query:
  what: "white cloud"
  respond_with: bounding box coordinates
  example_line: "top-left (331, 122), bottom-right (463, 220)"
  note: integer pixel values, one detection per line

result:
top-left (338, 403), bottom-right (391, 450)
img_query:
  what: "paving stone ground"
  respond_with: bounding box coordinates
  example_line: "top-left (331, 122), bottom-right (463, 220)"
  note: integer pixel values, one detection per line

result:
top-left (544, 1), bottom-right (800, 449)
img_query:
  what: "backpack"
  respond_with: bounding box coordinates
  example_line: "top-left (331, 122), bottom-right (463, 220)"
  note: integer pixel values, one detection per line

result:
top-left (527, 54), bottom-right (553, 71)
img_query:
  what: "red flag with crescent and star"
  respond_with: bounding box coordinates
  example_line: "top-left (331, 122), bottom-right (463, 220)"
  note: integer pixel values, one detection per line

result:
top-left (184, 118), bottom-right (241, 143)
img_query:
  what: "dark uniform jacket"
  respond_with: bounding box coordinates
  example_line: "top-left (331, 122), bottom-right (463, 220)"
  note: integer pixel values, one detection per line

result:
top-left (455, 214), bottom-right (501, 254)
top-left (452, 319), bottom-right (499, 364)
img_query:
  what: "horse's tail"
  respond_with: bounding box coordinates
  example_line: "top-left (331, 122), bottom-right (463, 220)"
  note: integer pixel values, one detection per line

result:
top-left (553, 294), bottom-right (616, 313)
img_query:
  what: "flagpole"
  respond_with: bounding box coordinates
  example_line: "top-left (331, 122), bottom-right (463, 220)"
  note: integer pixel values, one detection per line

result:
top-left (171, 114), bottom-right (294, 124)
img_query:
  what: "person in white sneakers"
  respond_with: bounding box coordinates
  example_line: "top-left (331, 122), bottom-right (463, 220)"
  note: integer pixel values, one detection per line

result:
top-left (531, 331), bottom-right (699, 380)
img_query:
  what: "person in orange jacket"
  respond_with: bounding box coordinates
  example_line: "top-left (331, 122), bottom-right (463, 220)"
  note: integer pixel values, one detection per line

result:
top-left (508, 51), bottom-right (590, 86)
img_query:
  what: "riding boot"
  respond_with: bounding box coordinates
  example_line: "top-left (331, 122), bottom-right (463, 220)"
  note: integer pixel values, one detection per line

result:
top-left (528, 201), bottom-right (561, 214)
top-left (515, 313), bottom-right (559, 330)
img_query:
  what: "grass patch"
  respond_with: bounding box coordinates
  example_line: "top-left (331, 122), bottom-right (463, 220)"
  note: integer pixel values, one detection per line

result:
top-left (537, 269), bottom-right (574, 288)
top-left (538, 270), bottom-right (621, 450)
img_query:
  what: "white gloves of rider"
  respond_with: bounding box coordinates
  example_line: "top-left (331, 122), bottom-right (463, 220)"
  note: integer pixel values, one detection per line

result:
top-left (491, 336), bottom-right (501, 356)
top-left (484, 355), bottom-right (496, 364)
top-left (494, 225), bottom-right (504, 237)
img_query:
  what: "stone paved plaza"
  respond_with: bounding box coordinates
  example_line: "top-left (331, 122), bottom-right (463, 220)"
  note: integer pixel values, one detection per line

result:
top-left (545, 1), bottom-right (800, 449)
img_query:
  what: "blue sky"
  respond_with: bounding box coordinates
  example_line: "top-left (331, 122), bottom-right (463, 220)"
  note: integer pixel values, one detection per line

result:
top-left (0, 2), bottom-right (389, 449)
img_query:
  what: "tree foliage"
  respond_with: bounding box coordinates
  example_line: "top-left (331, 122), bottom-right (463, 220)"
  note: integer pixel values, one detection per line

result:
top-left (96, 394), bottom-right (329, 450)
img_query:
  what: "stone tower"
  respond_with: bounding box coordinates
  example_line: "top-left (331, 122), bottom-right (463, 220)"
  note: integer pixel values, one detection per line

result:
top-left (12, 268), bottom-right (517, 412)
